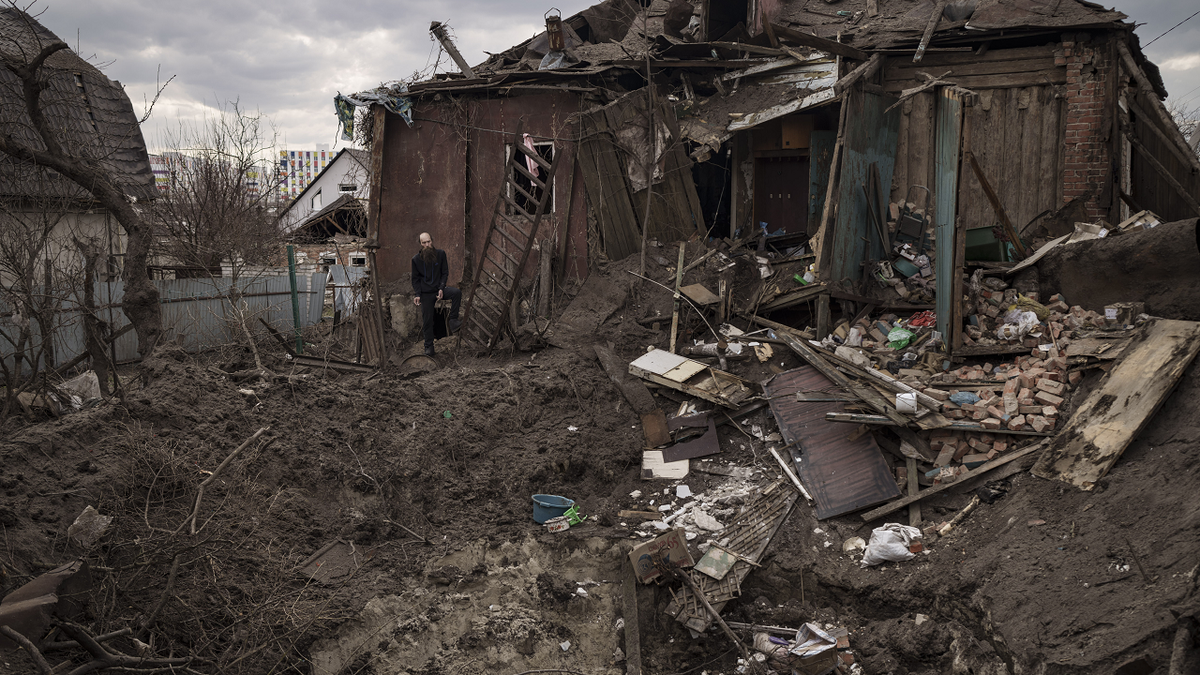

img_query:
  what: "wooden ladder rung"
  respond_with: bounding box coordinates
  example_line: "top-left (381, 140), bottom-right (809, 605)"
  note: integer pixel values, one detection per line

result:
top-left (510, 160), bottom-right (547, 192)
top-left (513, 142), bottom-right (553, 172)
top-left (491, 221), bottom-right (530, 252)
top-left (498, 193), bottom-right (535, 225)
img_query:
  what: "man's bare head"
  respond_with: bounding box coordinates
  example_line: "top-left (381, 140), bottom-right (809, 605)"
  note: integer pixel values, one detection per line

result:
top-left (419, 233), bottom-right (437, 264)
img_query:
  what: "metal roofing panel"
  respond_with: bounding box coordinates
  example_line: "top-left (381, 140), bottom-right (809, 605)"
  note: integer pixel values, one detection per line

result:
top-left (764, 366), bottom-right (902, 519)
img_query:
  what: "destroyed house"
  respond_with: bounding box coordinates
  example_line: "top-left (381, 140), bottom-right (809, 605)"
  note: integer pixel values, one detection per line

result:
top-left (0, 7), bottom-right (158, 281)
top-left (360, 0), bottom-right (1197, 353)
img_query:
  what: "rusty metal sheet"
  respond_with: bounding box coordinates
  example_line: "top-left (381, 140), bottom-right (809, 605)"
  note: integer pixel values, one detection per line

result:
top-left (373, 91), bottom-right (591, 286)
top-left (764, 366), bottom-right (902, 519)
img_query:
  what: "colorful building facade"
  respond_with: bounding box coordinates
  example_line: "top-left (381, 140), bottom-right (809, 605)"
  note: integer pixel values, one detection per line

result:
top-left (279, 145), bottom-right (333, 198)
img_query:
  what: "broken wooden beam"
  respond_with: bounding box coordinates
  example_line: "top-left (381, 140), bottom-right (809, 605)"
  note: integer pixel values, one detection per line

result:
top-left (964, 151), bottom-right (1028, 257)
top-left (913, 0), bottom-right (949, 63)
top-left (860, 441), bottom-right (1045, 521)
top-left (775, 331), bottom-right (912, 427)
top-left (824, 413), bottom-right (1054, 436)
top-left (289, 354), bottom-right (376, 373)
top-left (770, 23), bottom-right (869, 61)
top-left (834, 53), bottom-right (884, 95)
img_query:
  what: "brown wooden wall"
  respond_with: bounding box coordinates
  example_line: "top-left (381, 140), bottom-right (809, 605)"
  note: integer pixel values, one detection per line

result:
top-left (578, 89), bottom-right (705, 260)
top-left (372, 92), bottom-right (590, 287)
top-left (887, 46), bottom-right (1067, 235)
top-left (1129, 89), bottom-right (1200, 222)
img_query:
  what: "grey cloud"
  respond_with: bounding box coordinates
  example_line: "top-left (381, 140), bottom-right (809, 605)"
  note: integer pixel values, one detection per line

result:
top-left (32, 0), bottom-right (1200, 149)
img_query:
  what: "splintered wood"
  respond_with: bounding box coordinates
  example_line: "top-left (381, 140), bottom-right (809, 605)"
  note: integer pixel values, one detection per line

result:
top-left (1032, 319), bottom-right (1200, 490)
top-left (629, 348), bottom-right (755, 408)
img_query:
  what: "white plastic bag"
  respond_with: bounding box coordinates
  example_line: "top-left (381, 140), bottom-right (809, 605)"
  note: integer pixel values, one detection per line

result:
top-left (995, 310), bottom-right (1040, 341)
top-left (860, 523), bottom-right (922, 566)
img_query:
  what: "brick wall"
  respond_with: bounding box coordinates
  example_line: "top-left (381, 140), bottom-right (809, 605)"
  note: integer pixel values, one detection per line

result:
top-left (1057, 32), bottom-right (1114, 220)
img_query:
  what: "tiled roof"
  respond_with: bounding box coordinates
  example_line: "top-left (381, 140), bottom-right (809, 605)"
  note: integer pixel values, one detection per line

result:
top-left (0, 7), bottom-right (157, 203)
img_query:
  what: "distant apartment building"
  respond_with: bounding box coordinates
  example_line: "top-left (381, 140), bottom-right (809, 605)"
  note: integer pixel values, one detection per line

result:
top-left (149, 152), bottom-right (272, 197)
top-left (279, 144), bottom-right (334, 199)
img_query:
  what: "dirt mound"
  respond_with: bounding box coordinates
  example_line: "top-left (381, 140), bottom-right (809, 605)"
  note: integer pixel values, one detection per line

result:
top-left (1, 250), bottom-right (1198, 675)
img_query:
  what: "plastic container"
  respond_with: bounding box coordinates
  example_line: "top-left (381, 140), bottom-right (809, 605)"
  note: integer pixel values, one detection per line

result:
top-left (544, 516), bottom-right (570, 533)
top-left (531, 494), bottom-right (575, 524)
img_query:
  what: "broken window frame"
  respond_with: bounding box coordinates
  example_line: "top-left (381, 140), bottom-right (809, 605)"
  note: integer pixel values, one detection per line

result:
top-left (505, 141), bottom-right (554, 216)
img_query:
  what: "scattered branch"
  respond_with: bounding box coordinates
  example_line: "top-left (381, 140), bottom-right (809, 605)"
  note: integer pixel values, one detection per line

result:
top-left (176, 427), bottom-right (270, 535)
top-left (0, 625), bottom-right (54, 674)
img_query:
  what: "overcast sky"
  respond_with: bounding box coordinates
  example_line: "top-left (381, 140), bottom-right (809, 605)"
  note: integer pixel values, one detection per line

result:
top-left (30, 0), bottom-right (1200, 153)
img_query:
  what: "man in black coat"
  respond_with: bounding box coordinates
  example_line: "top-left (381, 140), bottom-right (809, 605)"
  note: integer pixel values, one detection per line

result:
top-left (412, 232), bottom-right (461, 356)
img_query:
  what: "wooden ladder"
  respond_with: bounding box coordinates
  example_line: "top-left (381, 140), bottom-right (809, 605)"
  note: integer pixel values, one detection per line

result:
top-left (459, 121), bottom-right (561, 352)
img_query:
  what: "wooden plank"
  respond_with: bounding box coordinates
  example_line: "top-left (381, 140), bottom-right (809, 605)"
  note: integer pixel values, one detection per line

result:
top-left (861, 441), bottom-right (1046, 521)
top-left (906, 45), bottom-right (1055, 67)
top-left (622, 552), bottom-right (643, 675)
top-left (578, 109), bottom-right (640, 260)
top-left (680, 283), bottom-right (721, 306)
top-left (726, 88), bottom-right (838, 132)
top-left (595, 342), bottom-right (658, 415)
top-left (770, 23), bottom-right (869, 61)
top-left (1031, 320), bottom-right (1200, 490)
top-left (883, 70), bottom-right (1067, 92)
top-left (887, 57), bottom-right (1060, 81)
top-left (964, 150), bottom-right (1027, 257)
top-left (906, 457), bottom-right (921, 526)
top-left (825, 413), bottom-right (1053, 436)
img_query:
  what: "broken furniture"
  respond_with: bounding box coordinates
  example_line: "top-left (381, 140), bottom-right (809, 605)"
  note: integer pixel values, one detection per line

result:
top-left (629, 349), bottom-right (755, 408)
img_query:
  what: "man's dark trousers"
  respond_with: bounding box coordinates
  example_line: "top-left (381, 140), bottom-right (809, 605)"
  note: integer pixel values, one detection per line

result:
top-left (420, 287), bottom-right (461, 349)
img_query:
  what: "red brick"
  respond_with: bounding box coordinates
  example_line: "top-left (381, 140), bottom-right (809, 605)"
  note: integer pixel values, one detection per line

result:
top-left (980, 418), bottom-right (1003, 430)
top-left (1034, 390), bottom-right (1064, 407)
top-left (992, 441), bottom-right (1008, 453)
top-left (1007, 414), bottom-right (1026, 431)
top-left (935, 447), bottom-right (956, 467)
top-left (924, 387), bottom-right (950, 401)
top-left (1037, 379), bottom-right (1065, 396)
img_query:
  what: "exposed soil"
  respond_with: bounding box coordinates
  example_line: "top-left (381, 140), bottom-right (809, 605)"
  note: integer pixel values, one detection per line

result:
top-left (1, 241), bottom-right (1198, 675)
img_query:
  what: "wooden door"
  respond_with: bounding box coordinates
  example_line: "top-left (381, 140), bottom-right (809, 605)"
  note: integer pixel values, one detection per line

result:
top-left (754, 156), bottom-right (809, 236)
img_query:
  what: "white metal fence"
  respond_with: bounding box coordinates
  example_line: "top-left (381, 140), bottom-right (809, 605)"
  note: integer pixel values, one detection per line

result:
top-left (1, 272), bottom-right (326, 373)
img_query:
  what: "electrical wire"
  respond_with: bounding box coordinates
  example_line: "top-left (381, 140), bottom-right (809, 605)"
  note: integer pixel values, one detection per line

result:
top-left (1144, 9), bottom-right (1200, 48)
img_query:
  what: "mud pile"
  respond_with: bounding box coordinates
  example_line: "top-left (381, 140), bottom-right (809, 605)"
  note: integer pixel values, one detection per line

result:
top-left (1, 246), bottom-right (1198, 674)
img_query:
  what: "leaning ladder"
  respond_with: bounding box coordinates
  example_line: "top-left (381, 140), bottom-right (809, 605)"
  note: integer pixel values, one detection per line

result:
top-left (459, 121), bottom-right (561, 352)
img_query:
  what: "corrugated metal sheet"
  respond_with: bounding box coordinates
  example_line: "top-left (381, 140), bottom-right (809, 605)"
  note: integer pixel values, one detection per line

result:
top-left (763, 366), bottom-right (901, 519)
top-left (1, 273), bottom-right (326, 372)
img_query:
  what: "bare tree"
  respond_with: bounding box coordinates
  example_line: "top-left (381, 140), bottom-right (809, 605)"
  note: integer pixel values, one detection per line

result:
top-left (1167, 97), bottom-right (1200, 159)
top-left (0, 3), bottom-right (164, 358)
top-left (148, 101), bottom-right (285, 274)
